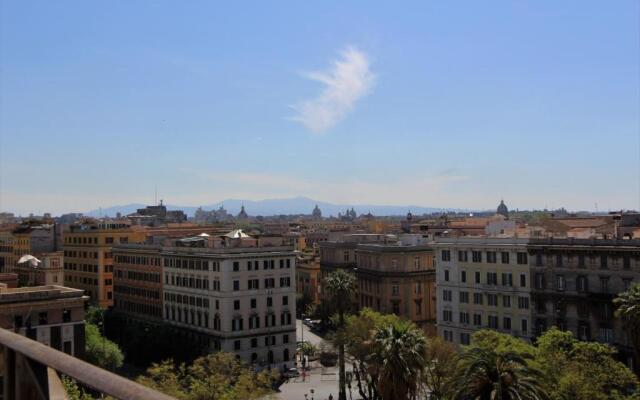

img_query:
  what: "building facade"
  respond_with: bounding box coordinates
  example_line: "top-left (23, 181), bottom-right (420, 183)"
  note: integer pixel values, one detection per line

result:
top-left (13, 251), bottom-right (64, 287)
top-left (0, 285), bottom-right (87, 357)
top-left (355, 243), bottom-right (437, 333)
top-left (434, 238), bottom-right (532, 345)
top-left (161, 242), bottom-right (297, 371)
top-left (63, 224), bottom-right (147, 307)
top-left (528, 238), bottom-right (640, 369)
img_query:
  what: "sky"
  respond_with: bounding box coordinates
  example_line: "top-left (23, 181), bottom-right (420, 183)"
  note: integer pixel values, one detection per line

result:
top-left (1, 1), bottom-right (639, 215)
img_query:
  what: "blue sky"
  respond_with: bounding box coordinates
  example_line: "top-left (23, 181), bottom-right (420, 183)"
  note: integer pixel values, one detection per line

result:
top-left (1, 1), bottom-right (638, 215)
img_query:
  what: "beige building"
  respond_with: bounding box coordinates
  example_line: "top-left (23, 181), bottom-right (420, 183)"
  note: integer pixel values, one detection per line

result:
top-left (434, 237), bottom-right (532, 345)
top-left (63, 222), bottom-right (147, 308)
top-left (296, 248), bottom-right (321, 305)
top-left (0, 284), bottom-right (87, 357)
top-left (356, 242), bottom-right (437, 334)
top-left (13, 251), bottom-right (64, 287)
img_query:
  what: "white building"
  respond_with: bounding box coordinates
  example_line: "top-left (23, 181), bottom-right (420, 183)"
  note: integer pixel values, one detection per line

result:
top-left (433, 237), bottom-right (532, 345)
top-left (162, 235), bottom-right (297, 371)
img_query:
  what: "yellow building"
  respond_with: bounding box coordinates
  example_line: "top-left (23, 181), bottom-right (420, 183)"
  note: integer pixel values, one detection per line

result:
top-left (63, 224), bottom-right (146, 308)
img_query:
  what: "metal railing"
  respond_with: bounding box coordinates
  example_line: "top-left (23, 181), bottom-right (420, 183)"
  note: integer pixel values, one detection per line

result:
top-left (0, 328), bottom-right (175, 400)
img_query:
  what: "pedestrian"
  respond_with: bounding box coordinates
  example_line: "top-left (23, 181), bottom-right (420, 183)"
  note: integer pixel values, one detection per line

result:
top-left (328, 394), bottom-right (333, 400)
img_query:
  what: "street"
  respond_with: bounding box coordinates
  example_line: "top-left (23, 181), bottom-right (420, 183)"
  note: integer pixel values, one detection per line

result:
top-left (274, 319), bottom-right (344, 400)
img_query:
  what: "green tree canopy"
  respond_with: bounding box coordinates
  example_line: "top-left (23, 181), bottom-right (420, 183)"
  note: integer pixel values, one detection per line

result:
top-left (137, 352), bottom-right (277, 400)
top-left (84, 323), bottom-right (124, 371)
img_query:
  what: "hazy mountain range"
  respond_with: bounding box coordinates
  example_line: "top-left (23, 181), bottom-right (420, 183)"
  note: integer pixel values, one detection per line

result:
top-left (85, 196), bottom-right (465, 218)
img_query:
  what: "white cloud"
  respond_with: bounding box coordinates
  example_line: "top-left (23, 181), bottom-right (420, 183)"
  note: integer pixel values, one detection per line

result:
top-left (291, 46), bottom-right (376, 133)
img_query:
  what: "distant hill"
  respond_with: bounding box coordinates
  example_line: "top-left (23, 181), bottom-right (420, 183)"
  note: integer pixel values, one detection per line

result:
top-left (85, 196), bottom-right (462, 218)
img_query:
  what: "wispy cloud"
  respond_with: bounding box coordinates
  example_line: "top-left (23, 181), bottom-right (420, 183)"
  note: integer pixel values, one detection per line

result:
top-left (291, 46), bottom-right (376, 133)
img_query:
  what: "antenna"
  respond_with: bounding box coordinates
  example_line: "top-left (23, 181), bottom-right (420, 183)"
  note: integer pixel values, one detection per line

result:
top-left (155, 186), bottom-right (158, 205)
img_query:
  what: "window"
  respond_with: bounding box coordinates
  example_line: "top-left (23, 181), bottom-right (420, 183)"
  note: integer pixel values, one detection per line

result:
top-left (233, 280), bottom-right (240, 291)
top-left (623, 255), bottom-right (631, 270)
top-left (517, 252), bottom-right (528, 265)
top-left (459, 312), bottom-right (469, 324)
top-left (441, 250), bottom-right (451, 262)
top-left (501, 273), bottom-right (513, 286)
top-left (458, 251), bottom-right (468, 262)
top-left (556, 254), bottom-right (563, 267)
top-left (279, 259), bottom-right (284, 269)
top-left (234, 340), bottom-right (241, 350)
top-left (518, 297), bottom-right (530, 309)
top-left (556, 275), bottom-right (566, 291)
top-left (486, 251), bottom-right (497, 263)
top-left (459, 291), bottom-right (469, 303)
top-left (488, 315), bottom-right (499, 329)
top-left (283, 334), bottom-right (289, 344)
top-left (267, 297), bottom-right (273, 307)
top-left (578, 254), bottom-right (586, 268)
top-left (502, 295), bottom-right (511, 308)
top-left (503, 317), bottom-right (511, 330)
top-left (487, 294), bottom-right (498, 306)
top-left (576, 275), bottom-right (588, 292)
top-left (535, 273), bottom-right (545, 290)
top-left (392, 285), bottom-right (400, 296)
top-left (105, 237), bottom-right (114, 244)
top-left (343, 251), bottom-right (350, 262)
top-left (623, 278), bottom-right (633, 291)
top-left (444, 270), bottom-right (449, 282)
top-left (501, 252), bottom-right (510, 264)
top-left (473, 293), bottom-right (483, 305)
top-left (460, 333), bottom-right (470, 345)
top-left (414, 257), bottom-right (420, 269)
top-left (443, 290), bottom-right (452, 302)
top-left (520, 274), bottom-right (526, 287)
top-left (521, 319), bottom-right (528, 335)
top-left (461, 270), bottom-right (467, 283)
top-left (472, 251), bottom-right (482, 263)
top-left (251, 338), bottom-right (258, 348)
top-left (600, 255), bottom-right (608, 269)
top-left (487, 272), bottom-right (497, 285)
top-left (599, 327), bottom-right (613, 343)
top-left (443, 330), bottom-right (453, 342)
top-left (442, 309), bottom-right (452, 322)
top-left (600, 277), bottom-right (609, 293)
top-left (473, 314), bottom-right (482, 326)
top-left (38, 312), bottom-right (48, 325)
top-left (62, 309), bottom-right (71, 323)
top-left (282, 295), bottom-right (289, 306)
top-left (234, 300), bottom-right (240, 310)
top-left (233, 261), bottom-right (239, 272)
top-left (475, 271), bottom-right (481, 284)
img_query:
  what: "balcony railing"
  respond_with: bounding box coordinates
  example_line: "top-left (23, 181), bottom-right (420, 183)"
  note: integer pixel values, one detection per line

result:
top-left (0, 328), bottom-right (175, 400)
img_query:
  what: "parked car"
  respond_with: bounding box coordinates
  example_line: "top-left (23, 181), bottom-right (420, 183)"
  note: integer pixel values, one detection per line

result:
top-left (283, 367), bottom-right (300, 378)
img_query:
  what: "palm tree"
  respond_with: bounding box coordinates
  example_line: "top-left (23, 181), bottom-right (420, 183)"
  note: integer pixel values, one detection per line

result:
top-left (614, 282), bottom-right (640, 370)
top-left (374, 321), bottom-right (426, 400)
top-left (454, 347), bottom-right (547, 400)
top-left (325, 269), bottom-right (356, 400)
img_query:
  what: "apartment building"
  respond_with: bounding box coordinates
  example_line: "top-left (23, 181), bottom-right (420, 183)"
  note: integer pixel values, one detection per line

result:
top-left (13, 251), bottom-right (64, 286)
top-left (355, 242), bottom-right (437, 333)
top-left (63, 222), bottom-right (147, 307)
top-left (296, 248), bottom-right (321, 306)
top-left (434, 237), bottom-right (532, 345)
top-left (0, 284), bottom-right (87, 357)
top-left (528, 238), bottom-right (640, 369)
top-left (112, 231), bottom-right (297, 371)
top-left (162, 237), bottom-right (297, 371)
top-left (113, 244), bottom-right (164, 323)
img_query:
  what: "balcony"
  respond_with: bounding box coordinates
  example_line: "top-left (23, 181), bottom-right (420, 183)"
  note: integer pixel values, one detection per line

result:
top-left (0, 328), bottom-right (175, 399)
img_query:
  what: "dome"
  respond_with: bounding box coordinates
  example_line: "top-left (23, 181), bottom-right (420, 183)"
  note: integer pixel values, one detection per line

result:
top-left (497, 200), bottom-right (509, 218)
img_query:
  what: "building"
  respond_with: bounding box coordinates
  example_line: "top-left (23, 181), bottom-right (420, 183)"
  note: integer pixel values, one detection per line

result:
top-left (127, 201), bottom-right (188, 226)
top-left (296, 248), bottom-right (321, 306)
top-left (112, 230), bottom-right (297, 371)
top-left (528, 238), bottom-right (640, 369)
top-left (355, 240), bottom-right (437, 333)
top-left (63, 222), bottom-right (147, 308)
top-left (162, 234), bottom-right (296, 371)
top-left (11, 224), bottom-right (56, 259)
top-left (311, 205), bottom-right (322, 219)
top-left (0, 284), bottom-right (87, 357)
top-left (0, 230), bottom-right (15, 272)
top-left (113, 244), bottom-right (164, 323)
top-left (434, 237), bottom-right (533, 345)
top-left (13, 251), bottom-right (64, 286)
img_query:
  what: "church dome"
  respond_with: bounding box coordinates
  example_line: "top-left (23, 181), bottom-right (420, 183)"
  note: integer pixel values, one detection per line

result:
top-left (497, 200), bottom-right (509, 218)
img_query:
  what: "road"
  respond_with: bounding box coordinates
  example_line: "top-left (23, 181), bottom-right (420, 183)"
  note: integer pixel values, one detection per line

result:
top-left (274, 319), bottom-right (345, 400)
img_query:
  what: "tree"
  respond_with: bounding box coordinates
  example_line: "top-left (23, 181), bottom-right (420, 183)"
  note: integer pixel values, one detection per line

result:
top-left (421, 336), bottom-right (457, 400)
top-left (61, 376), bottom-right (93, 400)
top-left (325, 269), bottom-right (356, 400)
top-left (137, 352), bottom-right (278, 400)
top-left (374, 320), bottom-right (426, 400)
top-left (536, 327), bottom-right (638, 400)
top-left (615, 283), bottom-right (640, 371)
top-left (84, 323), bottom-right (124, 370)
top-left (343, 309), bottom-right (401, 400)
top-left (454, 345), bottom-right (547, 400)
